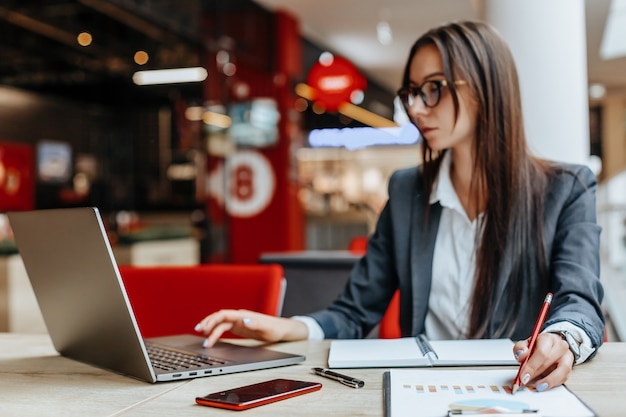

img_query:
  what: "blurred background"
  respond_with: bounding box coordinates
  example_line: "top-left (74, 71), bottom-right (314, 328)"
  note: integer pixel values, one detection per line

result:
top-left (0, 0), bottom-right (625, 336)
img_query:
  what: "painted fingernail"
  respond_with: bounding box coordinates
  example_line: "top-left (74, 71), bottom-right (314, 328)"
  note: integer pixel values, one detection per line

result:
top-left (194, 323), bottom-right (202, 332)
top-left (202, 339), bottom-right (209, 348)
top-left (521, 373), bottom-right (531, 385)
top-left (515, 349), bottom-right (524, 359)
top-left (242, 317), bottom-right (252, 325)
top-left (536, 382), bottom-right (549, 392)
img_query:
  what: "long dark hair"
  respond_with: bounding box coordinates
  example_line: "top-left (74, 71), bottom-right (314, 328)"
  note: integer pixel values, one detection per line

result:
top-left (401, 21), bottom-right (552, 338)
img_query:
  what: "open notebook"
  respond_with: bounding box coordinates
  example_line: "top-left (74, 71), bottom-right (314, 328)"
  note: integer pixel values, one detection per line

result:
top-left (8, 207), bottom-right (305, 383)
top-left (328, 335), bottom-right (517, 368)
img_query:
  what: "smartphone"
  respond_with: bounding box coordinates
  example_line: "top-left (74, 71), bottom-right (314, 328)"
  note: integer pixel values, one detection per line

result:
top-left (195, 378), bottom-right (322, 411)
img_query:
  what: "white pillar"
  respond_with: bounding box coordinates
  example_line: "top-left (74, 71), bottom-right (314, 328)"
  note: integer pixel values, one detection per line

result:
top-left (484, 0), bottom-right (590, 164)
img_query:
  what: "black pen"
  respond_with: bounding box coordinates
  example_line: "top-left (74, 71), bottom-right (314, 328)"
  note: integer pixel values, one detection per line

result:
top-left (312, 367), bottom-right (365, 389)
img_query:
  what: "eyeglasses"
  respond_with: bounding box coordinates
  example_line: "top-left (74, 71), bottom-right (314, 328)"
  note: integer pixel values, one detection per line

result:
top-left (397, 79), bottom-right (467, 109)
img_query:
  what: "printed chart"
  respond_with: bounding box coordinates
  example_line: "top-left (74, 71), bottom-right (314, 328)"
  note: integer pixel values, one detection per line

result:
top-left (388, 369), bottom-right (594, 417)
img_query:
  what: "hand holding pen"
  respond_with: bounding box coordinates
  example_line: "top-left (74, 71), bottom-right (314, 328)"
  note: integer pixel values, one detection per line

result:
top-left (511, 292), bottom-right (553, 394)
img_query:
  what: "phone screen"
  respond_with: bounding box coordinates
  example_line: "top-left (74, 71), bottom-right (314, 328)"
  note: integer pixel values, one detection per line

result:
top-left (195, 378), bottom-right (322, 410)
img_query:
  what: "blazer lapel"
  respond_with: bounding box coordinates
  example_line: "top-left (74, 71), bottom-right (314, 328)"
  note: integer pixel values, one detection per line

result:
top-left (409, 194), bottom-right (442, 336)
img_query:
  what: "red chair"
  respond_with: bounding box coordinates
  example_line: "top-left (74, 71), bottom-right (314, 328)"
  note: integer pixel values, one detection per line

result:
top-left (118, 264), bottom-right (286, 339)
top-left (379, 290), bottom-right (401, 338)
top-left (348, 236), bottom-right (369, 254)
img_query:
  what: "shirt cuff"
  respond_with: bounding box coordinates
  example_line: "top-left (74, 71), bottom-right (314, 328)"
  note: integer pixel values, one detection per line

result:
top-left (291, 316), bottom-right (325, 340)
top-left (543, 322), bottom-right (594, 365)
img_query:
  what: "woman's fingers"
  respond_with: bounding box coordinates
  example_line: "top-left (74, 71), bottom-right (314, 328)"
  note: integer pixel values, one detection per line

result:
top-left (194, 309), bottom-right (310, 347)
top-left (195, 309), bottom-right (255, 347)
top-left (514, 332), bottom-right (574, 391)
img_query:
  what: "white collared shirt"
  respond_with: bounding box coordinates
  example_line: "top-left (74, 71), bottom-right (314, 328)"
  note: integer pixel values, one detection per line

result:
top-left (425, 151), bottom-right (479, 340)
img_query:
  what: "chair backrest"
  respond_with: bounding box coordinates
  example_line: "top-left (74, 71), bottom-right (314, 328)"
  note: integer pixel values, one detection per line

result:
top-left (379, 290), bottom-right (401, 338)
top-left (348, 236), bottom-right (369, 254)
top-left (118, 264), bottom-right (286, 338)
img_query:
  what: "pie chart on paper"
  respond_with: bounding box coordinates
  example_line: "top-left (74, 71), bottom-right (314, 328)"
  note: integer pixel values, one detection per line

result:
top-left (449, 398), bottom-right (531, 413)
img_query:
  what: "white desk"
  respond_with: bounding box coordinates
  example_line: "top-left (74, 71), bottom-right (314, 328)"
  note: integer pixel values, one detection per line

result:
top-left (0, 333), bottom-right (186, 417)
top-left (1, 333), bottom-right (626, 416)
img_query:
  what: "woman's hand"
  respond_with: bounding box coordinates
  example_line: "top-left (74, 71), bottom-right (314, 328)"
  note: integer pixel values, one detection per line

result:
top-left (512, 332), bottom-right (574, 391)
top-left (194, 309), bottom-right (309, 348)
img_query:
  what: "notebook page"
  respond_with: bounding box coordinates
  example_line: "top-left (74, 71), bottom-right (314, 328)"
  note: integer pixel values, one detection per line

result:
top-left (328, 338), bottom-right (430, 368)
top-left (429, 339), bottom-right (517, 365)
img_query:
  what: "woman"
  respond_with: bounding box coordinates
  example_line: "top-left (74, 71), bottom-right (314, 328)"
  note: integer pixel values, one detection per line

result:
top-left (195, 20), bottom-right (605, 391)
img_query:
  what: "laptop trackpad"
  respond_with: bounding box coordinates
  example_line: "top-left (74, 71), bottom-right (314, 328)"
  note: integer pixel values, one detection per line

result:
top-left (144, 334), bottom-right (278, 363)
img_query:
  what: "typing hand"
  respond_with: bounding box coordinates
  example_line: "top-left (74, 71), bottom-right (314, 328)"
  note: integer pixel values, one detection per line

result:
top-left (194, 309), bottom-right (308, 348)
top-left (512, 332), bottom-right (574, 392)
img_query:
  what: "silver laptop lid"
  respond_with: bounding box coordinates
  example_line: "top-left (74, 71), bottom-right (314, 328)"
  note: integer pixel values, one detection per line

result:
top-left (8, 207), bottom-right (156, 382)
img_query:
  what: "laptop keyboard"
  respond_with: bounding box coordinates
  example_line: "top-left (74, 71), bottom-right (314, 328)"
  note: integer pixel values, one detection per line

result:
top-left (145, 343), bottom-right (227, 372)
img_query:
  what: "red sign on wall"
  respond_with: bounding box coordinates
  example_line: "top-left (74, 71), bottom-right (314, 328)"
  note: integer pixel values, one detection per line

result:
top-left (306, 54), bottom-right (367, 112)
top-left (225, 150), bottom-right (276, 218)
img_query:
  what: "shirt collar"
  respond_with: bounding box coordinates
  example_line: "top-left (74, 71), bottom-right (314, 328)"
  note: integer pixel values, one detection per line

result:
top-left (429, 151), bottom-right (464, 212)
top-left (430, 151), bottom-right (485, 224)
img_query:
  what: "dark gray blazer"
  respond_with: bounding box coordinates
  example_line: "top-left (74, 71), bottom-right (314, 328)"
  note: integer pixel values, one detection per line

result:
top-left (309, 162), bottom-right (605, 350)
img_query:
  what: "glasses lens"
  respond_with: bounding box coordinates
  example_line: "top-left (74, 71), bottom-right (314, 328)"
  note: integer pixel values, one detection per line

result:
top-left (422, 81), bottom-right (442, 107)
top-left (398, 81), bottom-right (444, 109)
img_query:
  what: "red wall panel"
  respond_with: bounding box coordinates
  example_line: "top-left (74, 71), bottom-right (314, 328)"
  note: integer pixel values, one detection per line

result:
top-left (203, 9), bottom-right (305, 263)
top-left (0, 142), bottom-right (35, 211)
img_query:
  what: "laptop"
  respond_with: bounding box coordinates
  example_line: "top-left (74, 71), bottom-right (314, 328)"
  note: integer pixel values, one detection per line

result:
top-left (7, 207), bottom-right (305, 383)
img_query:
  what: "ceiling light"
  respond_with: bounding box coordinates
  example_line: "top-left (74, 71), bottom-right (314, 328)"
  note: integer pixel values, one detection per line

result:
top-left (202, 111), bottom-right (232, 129)
top-left (319, 52), bottom-right (334, 66)
top-left (132, 67), bottom-right (208, 85)
top-left (377, 21), bottom-right (393, 45)
top-left (377, 8), bottom-right (393, 46)
top-left (600, 0), bottom-right (626, 59)
top-left (338, 102), bottom-right (397, 128)
top-left (185, 106), bottom-right (204, 121)
top-left (216, 50), bottom-right (230, 66)
top-left (308, 123), bottom-right (419, 150)
top-left (222, 62), bottom-right (237, 76)
top-left (295, 82), bottom-right (316, 99)
top-left (77, 32), bottom-right (92, 47)
top-left (589, 83), bottom-right (607, 99)
top-left (134, 51), bottom-right (149, 65)
top-left (350, 89), bottom-right (365, 105)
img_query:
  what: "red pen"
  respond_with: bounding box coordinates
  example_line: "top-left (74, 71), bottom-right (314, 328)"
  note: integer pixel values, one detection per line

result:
top-left (511, 292), bottom-right (553, 394)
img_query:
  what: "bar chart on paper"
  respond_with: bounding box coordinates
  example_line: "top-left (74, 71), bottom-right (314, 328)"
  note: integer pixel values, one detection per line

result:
top-left (386, 369), bottom-right (595, 417)
top-left (412, 382), bottom-right (515, 395)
